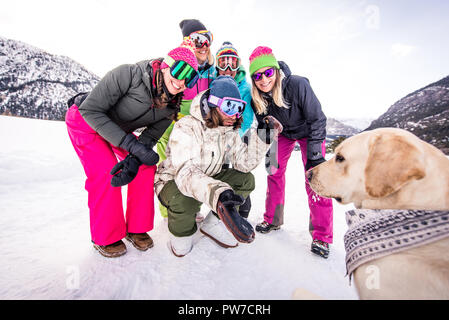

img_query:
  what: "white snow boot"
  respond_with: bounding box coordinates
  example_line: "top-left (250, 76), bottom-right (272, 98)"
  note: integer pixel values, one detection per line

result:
top-left (200, 211), bottom-right (238, 248)
top-left (168, 233), bottom-right (194, 257)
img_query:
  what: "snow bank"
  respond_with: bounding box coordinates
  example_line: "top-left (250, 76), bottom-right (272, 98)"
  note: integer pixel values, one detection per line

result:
top-left (0, 115), bottom-right (358, 300)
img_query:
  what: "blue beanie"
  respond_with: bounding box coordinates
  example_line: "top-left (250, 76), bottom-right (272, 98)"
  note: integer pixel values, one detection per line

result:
top-left (209, 76), bottom-right (241, 103)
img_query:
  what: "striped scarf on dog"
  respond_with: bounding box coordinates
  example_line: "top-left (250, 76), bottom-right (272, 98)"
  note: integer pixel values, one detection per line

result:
top-left (344, 209), bottom-right (449, 281)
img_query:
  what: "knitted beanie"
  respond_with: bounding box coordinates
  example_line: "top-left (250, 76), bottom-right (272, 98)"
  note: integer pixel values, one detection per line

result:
top-left (216, 41), bottom-right (239, 60)
top-left (248, 46), bottom-right (280, 76)
top-left (208, 76), bottom-right (241, 107)
top-left (179, 19), bottom-right (207, 37)
top-left (161, 39), bottom-right (198, 71)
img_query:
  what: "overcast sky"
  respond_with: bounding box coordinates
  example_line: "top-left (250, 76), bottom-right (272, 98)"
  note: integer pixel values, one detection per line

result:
top-left (1, 0), bottom-right (448, 119)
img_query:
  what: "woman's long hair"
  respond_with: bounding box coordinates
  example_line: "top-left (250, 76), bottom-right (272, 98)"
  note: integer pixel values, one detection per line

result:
top-left (251, 69), bottom-right (287, 115)
top-left (154, 69), bottom-right (183, 121)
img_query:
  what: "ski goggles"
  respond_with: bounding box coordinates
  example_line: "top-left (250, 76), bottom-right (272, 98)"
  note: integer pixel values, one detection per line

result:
top-left (163, 56), bottom-right (199, 89)
top-left (188, 30), bottom-right (213, 48)
top-left (208, 95), bottom-right (246, 118)
top-left (252, 67), bottom-right (276, 81)
top-left (216, 56), bottom-right (240, 72)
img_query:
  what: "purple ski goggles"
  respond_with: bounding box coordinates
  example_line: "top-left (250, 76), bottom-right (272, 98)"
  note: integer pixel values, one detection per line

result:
top-left (208, 95), bottom-right (246, 118)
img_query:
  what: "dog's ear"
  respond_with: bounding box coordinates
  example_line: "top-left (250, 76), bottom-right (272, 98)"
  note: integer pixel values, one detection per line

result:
top-left (365, 133), bottom-right (426, 198)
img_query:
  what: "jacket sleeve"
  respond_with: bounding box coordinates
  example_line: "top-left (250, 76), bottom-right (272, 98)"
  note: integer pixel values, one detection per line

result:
top-left (78, 64), bottom-right (134, 147)
top-left (297, 77), bottom-right (327, 160)
top-left (138, 118), bottom-right (173, 147)
top-left (231, 123), bottom-right (281, 172)
top-left (169, 120), bottom-right (231, 211)
top-left (239, 82), bottom-right (254, 136)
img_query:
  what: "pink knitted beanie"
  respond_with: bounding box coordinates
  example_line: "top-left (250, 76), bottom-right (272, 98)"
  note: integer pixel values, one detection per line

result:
top-left (161, 39), bottom-right (198, 71)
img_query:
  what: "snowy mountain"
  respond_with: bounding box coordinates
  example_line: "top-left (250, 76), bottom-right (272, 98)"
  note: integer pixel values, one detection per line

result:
top-left (365, 75), bottom-right (449, 154)
top-left (0, 36), bottom-right (99, 121)
top-left (336, 117), bottom-right (374, 131)
top-left (326, 118), bottom-right (360, 137)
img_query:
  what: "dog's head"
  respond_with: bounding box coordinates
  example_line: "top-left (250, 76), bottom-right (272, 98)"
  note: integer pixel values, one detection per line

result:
top-left (308, 128), bottom-right (426, 208)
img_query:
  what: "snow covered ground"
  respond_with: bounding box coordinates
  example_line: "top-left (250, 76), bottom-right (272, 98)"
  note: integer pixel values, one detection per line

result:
top-left (0, 115), bottom-right (359, 300)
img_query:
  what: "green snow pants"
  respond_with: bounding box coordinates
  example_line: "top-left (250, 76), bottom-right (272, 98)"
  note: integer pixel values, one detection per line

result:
top-left (156, 122), bottom-right (175, 218)
top-left (158, 169), bottom-right (255, 237)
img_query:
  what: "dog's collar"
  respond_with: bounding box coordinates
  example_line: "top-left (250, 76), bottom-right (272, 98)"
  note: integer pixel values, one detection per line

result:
top-left (344, 209), bottom-right (449, 283)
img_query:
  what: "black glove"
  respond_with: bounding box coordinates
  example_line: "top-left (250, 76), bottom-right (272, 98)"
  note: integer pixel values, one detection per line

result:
top-left (257, 117), bottom-right (275, 144)
top-left (305, 157), bottom-right (326, 171)
top-left (218, 189), bottom-right (245, 207)
top-left (110, 154), bottom-right (142, 187)
top-left (119, 134), bottom-right (159, 166)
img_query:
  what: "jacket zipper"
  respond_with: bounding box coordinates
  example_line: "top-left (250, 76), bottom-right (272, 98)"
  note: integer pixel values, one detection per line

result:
top-left (210, 134), bottom-right (223, 174)
top-left (205, 151), bottom-right (214, 175)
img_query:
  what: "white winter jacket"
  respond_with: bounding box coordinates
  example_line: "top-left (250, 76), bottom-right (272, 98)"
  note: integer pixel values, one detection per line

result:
top-left (154, 90), bottom-right (282, 211)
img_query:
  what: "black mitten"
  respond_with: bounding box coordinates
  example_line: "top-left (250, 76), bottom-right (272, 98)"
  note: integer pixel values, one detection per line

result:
top-left (110, 154), bottom-right (142, 187)
top-left (218, 189), bottom-right (245, 207)
top-left (119, 134), bottom-right (159, 166)
top-left (216, 190), bottom-right (255, 243)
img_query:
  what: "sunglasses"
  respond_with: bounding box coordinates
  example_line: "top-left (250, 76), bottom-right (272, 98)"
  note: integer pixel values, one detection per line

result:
top-left (252, 67), bottom-right (275, 81)
top-left (188, 30), bottom-right (213, 48)
top-left (208, 95), bottom-right (246, 118)
top-left (217, 56), bottom-right (240, 72)
top-left (164, 56), bottom-right (199, 89)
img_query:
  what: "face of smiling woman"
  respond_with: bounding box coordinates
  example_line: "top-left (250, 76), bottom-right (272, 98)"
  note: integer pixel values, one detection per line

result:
top-left (254, 66), bottom-right (277, 93)
top-left (195, 46), bottom-right (210, 65)
top-left (161, 67), bottom-right (186, 95)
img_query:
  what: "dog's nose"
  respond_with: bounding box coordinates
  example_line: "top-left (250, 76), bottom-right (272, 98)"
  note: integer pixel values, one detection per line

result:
top-left (306, 169), bottom-right (313, 182)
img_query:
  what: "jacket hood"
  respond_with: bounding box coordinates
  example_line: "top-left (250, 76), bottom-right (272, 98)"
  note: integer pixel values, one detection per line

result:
top-left (189, 89), bottom-right (209, 123)
top-left (137, 59), bottom-right (160, 93)
top-left (234, 64), bottom-right (247, 84)
top-left (278, 60), bottom-right (292, 78)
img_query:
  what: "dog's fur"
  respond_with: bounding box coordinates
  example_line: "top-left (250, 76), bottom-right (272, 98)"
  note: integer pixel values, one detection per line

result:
top-left (308, 128), bottom-right (449, 299)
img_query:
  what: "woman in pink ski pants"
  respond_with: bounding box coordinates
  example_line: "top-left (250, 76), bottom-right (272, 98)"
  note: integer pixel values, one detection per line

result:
top-left (65, 42), bottom-right (199, 257)
top-left (248, 46), bottom-right (333, 258)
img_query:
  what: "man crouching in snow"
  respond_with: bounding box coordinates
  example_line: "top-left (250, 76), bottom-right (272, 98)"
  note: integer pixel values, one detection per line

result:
top-left (155, 76), bottom-right (282, 257)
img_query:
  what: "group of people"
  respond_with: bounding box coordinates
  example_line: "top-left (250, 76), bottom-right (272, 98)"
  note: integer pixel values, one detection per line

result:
top-left (65, 19), bottom-right (334, 260)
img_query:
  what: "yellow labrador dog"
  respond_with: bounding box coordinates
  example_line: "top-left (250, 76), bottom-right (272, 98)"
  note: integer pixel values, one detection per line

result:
top-left (307, 128), bottom-right (449, 299)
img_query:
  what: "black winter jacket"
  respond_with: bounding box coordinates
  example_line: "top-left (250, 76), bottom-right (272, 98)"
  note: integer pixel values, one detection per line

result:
top-left (78, 59), bottom-right (179, 147)
top-left (251, 61), bottom-right (327, 160)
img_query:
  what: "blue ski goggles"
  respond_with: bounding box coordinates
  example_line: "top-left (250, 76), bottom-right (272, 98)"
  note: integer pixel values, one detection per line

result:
top-left (208, 95), bottom-right (246, 118)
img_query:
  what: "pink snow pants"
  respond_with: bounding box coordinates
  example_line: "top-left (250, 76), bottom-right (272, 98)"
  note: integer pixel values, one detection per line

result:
top-left (65, 105), bottom-right (156, 246)
top-left (264, 135), bottom-right (333, 243)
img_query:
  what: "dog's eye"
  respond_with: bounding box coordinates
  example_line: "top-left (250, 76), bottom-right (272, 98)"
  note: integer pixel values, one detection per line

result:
top-left (335, 154), bottom-right (345, 163)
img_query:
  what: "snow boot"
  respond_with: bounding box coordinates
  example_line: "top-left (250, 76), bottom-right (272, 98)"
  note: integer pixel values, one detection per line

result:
top-left (200, 211), bottom-right (238, 248)
top-left (255, 221), bottom-right (280, 234)
top-left (125, 232), bottom-right (154, 251)
top-left (168, 233), bottom-right (194, 257)
top-left (216, 190), bottom-right (255, 243)
top-left (93, 240), bottom-right (127, 258)
top-left (311, 239), bottom-right (330, 259)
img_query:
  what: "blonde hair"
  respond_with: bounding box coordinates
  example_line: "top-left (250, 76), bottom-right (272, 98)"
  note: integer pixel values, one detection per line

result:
top-left (251, 69), bottom-right (287, 115)
top-left (207, 50), bottom-right (214, 66)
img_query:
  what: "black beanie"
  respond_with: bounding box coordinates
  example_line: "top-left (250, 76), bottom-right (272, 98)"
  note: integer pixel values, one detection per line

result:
top-left (179, 19), bottom-right (207, 37)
